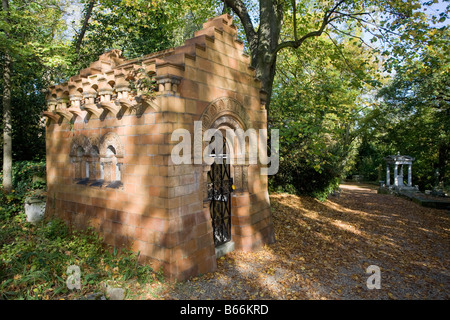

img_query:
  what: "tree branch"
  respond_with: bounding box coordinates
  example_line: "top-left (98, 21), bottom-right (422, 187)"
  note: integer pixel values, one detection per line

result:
top-left (291, 0), bottom-right (297, 41)
top-left (272, 0), bottom-right (347, 61)
top-left (328, 23), bottom-right (377, 51)
top-left (323, 30), bottom-right (360, 77)
top-left (74, 0), bottom-right (95, 55)
top-left (222, 0), bottom-right (257, 47)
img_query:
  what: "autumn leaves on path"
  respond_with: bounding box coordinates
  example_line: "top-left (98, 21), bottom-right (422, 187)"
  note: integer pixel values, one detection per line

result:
top-left (161, 184), bottom-right (450, 300)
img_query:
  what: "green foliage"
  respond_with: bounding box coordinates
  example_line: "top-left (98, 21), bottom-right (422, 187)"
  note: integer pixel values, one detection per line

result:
top-left (99, 1), bottom-right (169, 52)
top-left (169, 0), bottom-right (223, 46)
top-left (0, 161), bottom-right (46, 220)
top-left (0, 213), bottom-right (162, 300)
top-left (10, 161), bottom-right (46, 195)
top-left (0, 190), bottom-right (23, 219)
top-left (8, 73), bottom-right (47, 162)
top-left (351, 140), bottom-right (385, 182)
top-left (128, 67), bottom-right (158, 99)
top-left (70, 0), bottom-right (172, 74)
top-left (351, 27), bottom-right (449, 190)
top-left (0, 158), bottom-right (161, 299)
top-left (268, 16), bottom-right (378, 199)
top-left (1, 0), bottom-right (70, 166)
top-left (0, 0), bottom-right (68, 65)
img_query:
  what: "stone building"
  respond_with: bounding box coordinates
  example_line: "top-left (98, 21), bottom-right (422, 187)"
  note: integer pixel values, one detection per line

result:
top-left (43, 14), bottom-right (275, 280)
top-left (384, 153), bottom-right (415, 189)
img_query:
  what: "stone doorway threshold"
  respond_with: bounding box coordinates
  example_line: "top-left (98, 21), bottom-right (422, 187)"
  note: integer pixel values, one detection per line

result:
top-left (215, 241), bottom-right (235, 259)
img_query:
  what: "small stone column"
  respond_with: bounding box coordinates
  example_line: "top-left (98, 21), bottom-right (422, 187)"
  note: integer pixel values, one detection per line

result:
top-left (394, 164), bottom-right (398, 186)
top-left (399, 165), bottom-right (404, 186)
top-left (85, 161), bottom-right (90, 180)
top-left (155, 75), bottom-right (182, 96)
top-left (408, 164), bottom-right (412, 187)
top-left (386, 165), bottom-right (390, 186)
top-left (82, 79), bottom-right (97, 105)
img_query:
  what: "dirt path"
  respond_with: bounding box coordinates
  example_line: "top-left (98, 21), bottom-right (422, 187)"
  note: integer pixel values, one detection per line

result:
top-left (150, 184), bottom-right (450, 300)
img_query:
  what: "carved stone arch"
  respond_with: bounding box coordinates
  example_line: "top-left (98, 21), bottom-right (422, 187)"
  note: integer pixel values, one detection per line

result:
top-left (69, 134), bottom-right (90, 157)
top-left (69, 134), bottom-right (91, 181)
top-left (99, 132), bottom-right (124, 187)
top-left (99, 132), bottom-right (124, 158)
top-left (200, 97), bottom-right (250, 133)
top-left (200, 97), bottom-right (250, 208)
top-left (199, 97), bottom-right (249, 169)
top-left (88, 135), bottom-right (101, 156)
top-left (199, 97), bottom-right (252, 253)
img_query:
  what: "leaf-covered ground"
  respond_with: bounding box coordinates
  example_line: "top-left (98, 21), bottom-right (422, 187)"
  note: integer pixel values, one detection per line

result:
top-left (144, 184), bottom-right (450, 300)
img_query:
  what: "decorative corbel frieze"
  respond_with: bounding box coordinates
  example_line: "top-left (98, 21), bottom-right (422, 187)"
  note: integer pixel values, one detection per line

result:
top-left (154, 74), bottom-right (182, 95)
top-left (83, 103), bottom-right (103, 118)
top-left (97, 75), bottom-right (114, 102)
top-left (114, 70), bottom-right (131, 99)
top-left (118, 98), bottom-right (137, 109)
top-left (67, 107), bottom-right (86, 119)
top-left (55, 83), bottom-right (70, 109)
top-left (46, 98), bottom-right (58, 112)
top-left (99, 101), bottom-right (120, 116)
top-left (42, 111), bottom-right (60, 123)
top-left (82, 79), bottom-right (97, 105)
top-left (69, 94), bottom-right (83, 108)
top-left (69, 80), bottom-right (83, 108)
top-left (55, 108), bottom-right (73, 122)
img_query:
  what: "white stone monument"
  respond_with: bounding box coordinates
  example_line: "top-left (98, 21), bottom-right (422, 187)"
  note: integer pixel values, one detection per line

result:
top-left (384, 152), bottom-right (416, 190)
top-left (24, 197), bottom-right (46, 224)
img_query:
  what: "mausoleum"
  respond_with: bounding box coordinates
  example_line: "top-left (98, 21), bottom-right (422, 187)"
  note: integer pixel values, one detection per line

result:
top-left (43, 14), bottom-right (275, 280)
top-left (384, 153), bottom-right (415, 189)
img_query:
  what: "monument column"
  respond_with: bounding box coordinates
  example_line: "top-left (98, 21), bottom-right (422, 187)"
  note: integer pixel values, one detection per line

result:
top-left (386, 165), bottom-right (390, 186)
top-left (399, 165), bottom-right (404, 186)
top-left (394, 164), bottom-right (398, 186)
top-left (408, 164), bottom-right (412, 187)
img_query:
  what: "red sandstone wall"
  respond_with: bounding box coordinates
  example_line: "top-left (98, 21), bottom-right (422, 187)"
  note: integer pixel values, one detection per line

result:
top-left (45, 14), bottom-right (275, 281)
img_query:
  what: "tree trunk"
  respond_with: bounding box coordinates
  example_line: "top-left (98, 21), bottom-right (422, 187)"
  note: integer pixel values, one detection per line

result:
top-left (222, 2), bottom-right (231, 14)
top-left (74, 0), bottom-right (95, 54)
top-left (248, 0), bottom-right (283, 116)
top-left (223, 0), bottom-right (341, 115)
top-left (2, 0), bottom-right (12, 193)
top-left (251, 49), bottom-right (277, 117)
top-left (2, 53), bottom-right (12, 193)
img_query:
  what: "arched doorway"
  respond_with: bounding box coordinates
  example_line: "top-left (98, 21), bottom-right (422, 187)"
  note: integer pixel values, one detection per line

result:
top-left (206, 128), bottom-right (234, 247)
top-left (200, 97), bottom-right (252, 254)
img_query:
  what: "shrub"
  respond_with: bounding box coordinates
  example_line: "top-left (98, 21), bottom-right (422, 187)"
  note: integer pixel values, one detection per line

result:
top-left (269, 154), bottom-right (342, 201)
top-left (11, 160), bottom-right (47, 196)
top-left (0, 213), bottom-right (161, 300)
top-left (0, 160), bottom-right (162, 300)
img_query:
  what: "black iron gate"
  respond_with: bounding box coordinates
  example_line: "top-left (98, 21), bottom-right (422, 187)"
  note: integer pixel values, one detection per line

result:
top-left (206, 155), bottom-right (233, 247)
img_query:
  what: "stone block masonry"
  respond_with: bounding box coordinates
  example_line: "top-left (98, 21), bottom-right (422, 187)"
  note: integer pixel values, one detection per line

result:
top-left (43, 14), bottom-right (275, 281)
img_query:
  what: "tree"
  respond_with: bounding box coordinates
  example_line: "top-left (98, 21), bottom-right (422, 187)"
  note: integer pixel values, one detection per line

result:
top-left (222, 0), bottom-right (447, 113)
top-left (69, 0), bottom-right (207, 73)
top-left (1, 0), bottom-right (12, 192)
top-left (0, 0), bottom-right (68, 191)
top-left (269, 15), bottom-right (380, 197)
top-left (74, 0), bottom-right (95, 55)
top-left (352, 26), bottom-right (449, 190)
